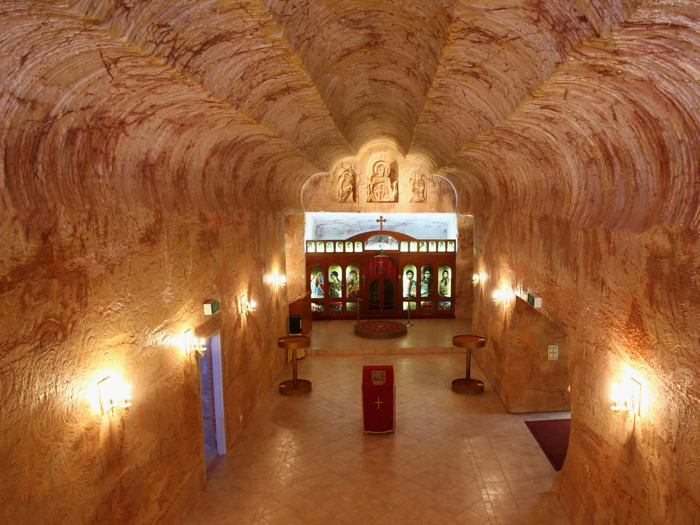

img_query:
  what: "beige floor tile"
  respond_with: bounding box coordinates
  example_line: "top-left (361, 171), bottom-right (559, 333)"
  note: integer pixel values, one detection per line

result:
top-left (183, 323), bottom-right (572, 525)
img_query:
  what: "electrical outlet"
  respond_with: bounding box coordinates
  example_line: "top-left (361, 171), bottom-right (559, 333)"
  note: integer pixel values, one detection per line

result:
top-left (548, 344), bottom-right (559, 360)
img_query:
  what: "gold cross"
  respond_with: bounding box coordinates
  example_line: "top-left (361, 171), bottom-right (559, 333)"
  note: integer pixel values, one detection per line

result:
top-left (375, 398), bottom-right (383, 409)
top-left (376, 216), bottom-right (386, 231)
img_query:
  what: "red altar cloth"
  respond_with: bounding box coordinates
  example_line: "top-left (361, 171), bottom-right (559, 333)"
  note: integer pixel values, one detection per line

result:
top-left (362, 366), bottom-right (395, 433)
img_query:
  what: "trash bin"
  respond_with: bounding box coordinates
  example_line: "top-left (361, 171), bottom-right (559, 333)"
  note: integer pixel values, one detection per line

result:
top-left (289, 314), bottom-right (302, 335)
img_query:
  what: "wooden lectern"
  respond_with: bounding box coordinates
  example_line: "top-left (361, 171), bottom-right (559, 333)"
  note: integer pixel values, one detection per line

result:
top-left (362, 366), bottom-right (395, 433)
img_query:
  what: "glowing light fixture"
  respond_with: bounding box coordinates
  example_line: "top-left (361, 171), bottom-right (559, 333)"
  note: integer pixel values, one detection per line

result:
top-left (272, 273), bottom-right (287, 288)
top-left (97, 376), bottom-right (132, 415)
top-left (611, 378), bottom-right (641, 415)
top-left (473, 272), bottom-right (485, 285)
top-left (493, 285), bottom-right (511, 305)
top-left (241, 295), bottom-right (256, 313)
top-left (183, 329), bottom-right (206, 356)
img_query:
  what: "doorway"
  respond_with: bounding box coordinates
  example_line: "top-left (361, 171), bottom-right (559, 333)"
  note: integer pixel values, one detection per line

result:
top-left (366, 275), bottom-right (397, 316)
top-left (199, 334), bottom-right (226, 471)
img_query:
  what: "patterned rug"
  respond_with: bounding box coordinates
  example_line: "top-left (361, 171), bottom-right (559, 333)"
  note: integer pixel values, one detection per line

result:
top-left (354, 320), bottom-right (407, 339)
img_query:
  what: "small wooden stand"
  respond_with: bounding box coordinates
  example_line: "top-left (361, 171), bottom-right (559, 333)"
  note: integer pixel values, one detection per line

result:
top-left (452, 335), bottom-right (485, 395)
top-left (277, 336), bottom-right (312, 396)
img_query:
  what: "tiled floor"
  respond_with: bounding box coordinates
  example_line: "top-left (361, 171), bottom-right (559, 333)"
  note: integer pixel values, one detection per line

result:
top-left (183, 334), bottom-right (572, 525)
top-left (306, 319), bottom-right (468, 354)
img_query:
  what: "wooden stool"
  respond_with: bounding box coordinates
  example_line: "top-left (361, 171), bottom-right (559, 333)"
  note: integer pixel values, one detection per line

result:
top-left (452, 335), bottom-right (485, 395)
top-left (277, 336), bottom-right (312, 396)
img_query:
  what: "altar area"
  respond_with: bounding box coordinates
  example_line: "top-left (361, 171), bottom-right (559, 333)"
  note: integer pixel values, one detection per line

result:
top-left (305, 318), bottom-right (469, 356)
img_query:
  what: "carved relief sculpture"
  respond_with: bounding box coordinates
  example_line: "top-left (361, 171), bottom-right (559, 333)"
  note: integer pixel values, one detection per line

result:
top-left (367, 160), bottom-right (398, 203)
top-left (410, 171), bottom-right (427, 203)
top-left (337, 168), bottom-right (356, 203)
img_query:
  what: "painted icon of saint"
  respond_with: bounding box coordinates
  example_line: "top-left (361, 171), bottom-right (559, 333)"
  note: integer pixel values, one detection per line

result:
top-left (405, 270), bottom-right (417, 298)
top-left (347, 270), bottom-right (359, 299)
top-left (329, 271), bottom-right (342, 298)
top-left (439, 269), bottom-right (451, 297)
top-left (311, 271), bottom-right (324, 298)
top-left (421, 269), bottom-right (433, 297)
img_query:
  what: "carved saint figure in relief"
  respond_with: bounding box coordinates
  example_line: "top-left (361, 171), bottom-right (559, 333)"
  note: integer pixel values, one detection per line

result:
top-left (367, 160), bottom-right (398, 203)
top-left (410, 171), bottom-right (427, 203)
top-left (337, 169), bottom-right (356, 203)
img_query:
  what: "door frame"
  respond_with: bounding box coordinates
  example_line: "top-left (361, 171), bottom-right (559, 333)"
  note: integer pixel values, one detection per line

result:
top-left (364, 274), bottom-right (400, 317)
top-left (209, 333), bottom-right (226, 455)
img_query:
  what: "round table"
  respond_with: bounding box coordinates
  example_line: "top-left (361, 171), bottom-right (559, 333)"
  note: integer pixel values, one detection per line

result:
top-left (277, 336), bottom-right (312, 396)
top-left (451, 335), bottom-right (485, 395)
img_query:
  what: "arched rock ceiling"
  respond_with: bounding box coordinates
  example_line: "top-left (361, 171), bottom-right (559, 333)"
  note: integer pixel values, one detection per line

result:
top-left (2, 0), bottom-right (699, 229)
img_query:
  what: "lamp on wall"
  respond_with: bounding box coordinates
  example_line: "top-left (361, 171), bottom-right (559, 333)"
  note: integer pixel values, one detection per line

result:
top-left (272, 273), bottom-right (287, 288)
top-left (241, 295), bottom-right (256, 313)
top-left (97, 376), bottom-right (132, 415)
top-left (611, 378), bottom-right (641, 415)
top-left (473, 272), bottom-right (485, 285)
top-left (184, 329), bottom-right (206, 356)
top-left (493, 285), bottom-right (511, 305)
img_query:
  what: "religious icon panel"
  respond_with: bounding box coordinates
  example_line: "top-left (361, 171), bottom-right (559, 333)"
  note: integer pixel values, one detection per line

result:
top-left (347, 265), bottom-right (360, 299)
top-left (310, 264), bottom-right (324, 298)
top-left (328, 265), bottom-right (343, 298)
top-left (305, 230), bottom-right (456, 320)
top-left (403, 265), bottom-right (417, 298)
top-left (420, 264), bottom-right (434, 297)
top-left (438, 265), bottom-right (452, 297)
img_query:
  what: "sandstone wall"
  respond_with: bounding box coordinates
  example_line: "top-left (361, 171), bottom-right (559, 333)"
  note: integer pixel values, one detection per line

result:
top-left (0, 205), bottom-right (290, 524)
top-left (470, 212), bottom-right (700, 523)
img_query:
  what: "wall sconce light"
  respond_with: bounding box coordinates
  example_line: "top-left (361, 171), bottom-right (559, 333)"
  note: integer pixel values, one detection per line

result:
top-left (272, 273), bottom-right (287, 288)
top-left (241, 295), bottom-right (256, 313)
top-left (493, 286), bottom-right (511, 305)
top-left (97, 376), bottom-right (132, 415)
top-left (611, 378), bottom-right (641, 415)
top-left (493, 289), bottom-right (502, 303)
top-left (183, 329), bottom-right (206, 356)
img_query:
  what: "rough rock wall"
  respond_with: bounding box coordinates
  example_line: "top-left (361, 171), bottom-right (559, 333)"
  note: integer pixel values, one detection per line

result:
top-left (458, 2), bottom-right (700, 520)
top-left (499, 296), bottom-right (569, 414)
top-left (0, 205), bottom-right (289, 524)
top-left (0, 4), bottom-right (295, 523)
top-left (471, 212), bottom-right (700, 523)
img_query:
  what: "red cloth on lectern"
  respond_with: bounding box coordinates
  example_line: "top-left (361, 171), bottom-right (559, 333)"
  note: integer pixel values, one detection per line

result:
top-left (362, 366), bottom-right (395, 433)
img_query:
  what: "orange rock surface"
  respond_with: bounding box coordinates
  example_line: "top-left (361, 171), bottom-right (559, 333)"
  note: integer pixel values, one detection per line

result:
top-left (1, 0), bottom-right (699, 523)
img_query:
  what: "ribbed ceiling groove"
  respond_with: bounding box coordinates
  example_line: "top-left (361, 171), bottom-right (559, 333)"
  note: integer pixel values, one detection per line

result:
top-left (3, 0), bottom-right (699, 230)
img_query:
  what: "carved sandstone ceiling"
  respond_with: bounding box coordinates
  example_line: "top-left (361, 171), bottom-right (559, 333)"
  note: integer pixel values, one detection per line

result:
top-left (1, 0), bottom-right (699, 230)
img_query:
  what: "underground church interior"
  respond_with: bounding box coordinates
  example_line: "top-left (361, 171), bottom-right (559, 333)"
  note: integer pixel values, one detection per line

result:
top-left (1, 1), bottom-right (699, 524)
